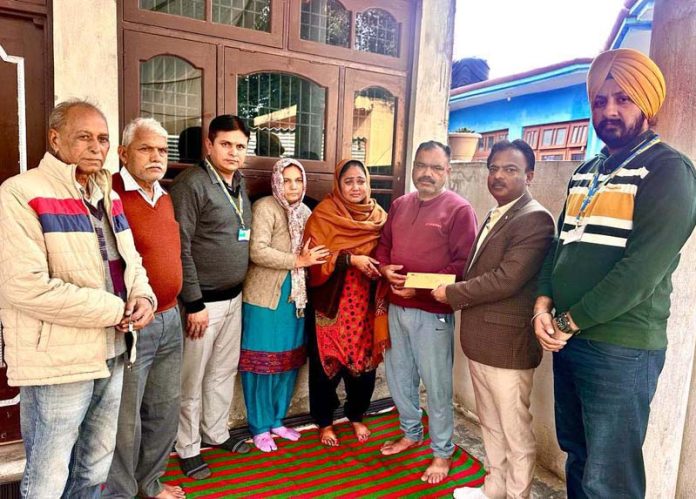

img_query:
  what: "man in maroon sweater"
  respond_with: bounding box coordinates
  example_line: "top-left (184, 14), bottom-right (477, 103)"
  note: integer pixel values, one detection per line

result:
top-left (377, 141), bottom-right (477, 484)
top-left (105, 118), bottom-right (185, 499)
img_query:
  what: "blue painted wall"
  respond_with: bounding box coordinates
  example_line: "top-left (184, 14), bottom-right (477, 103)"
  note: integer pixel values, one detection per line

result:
top-left (449, 84), bottom-right (603, 158)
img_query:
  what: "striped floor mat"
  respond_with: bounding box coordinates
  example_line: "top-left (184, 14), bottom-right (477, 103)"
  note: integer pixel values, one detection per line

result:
top-left (163, 410), bottom-right (485, 498)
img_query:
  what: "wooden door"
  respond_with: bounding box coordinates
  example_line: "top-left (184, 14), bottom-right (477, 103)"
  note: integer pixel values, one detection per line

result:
top-left (122, 30), bottom-right (217, 177)
top-left (0, 5), bottom-right (51, 444)
top-left (342, 68), bottom-right (407, 208)
top-left (224, 47), bottom-right (341, 203)
top-left (0, 9), bottom-right (51, 184)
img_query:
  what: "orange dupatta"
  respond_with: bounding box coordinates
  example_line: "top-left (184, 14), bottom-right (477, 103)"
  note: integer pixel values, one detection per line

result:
top-left (303, 160), bottom-right (387, 287)
top-left (303, 159), bottom-right (391, 356)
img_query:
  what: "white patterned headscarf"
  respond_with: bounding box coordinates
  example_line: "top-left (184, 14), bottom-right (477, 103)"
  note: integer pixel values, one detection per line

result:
top-left (271, 158), bottom-right (309, 316)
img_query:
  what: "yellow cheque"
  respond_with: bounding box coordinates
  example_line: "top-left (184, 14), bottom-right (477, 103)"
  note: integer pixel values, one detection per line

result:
top-left (403, 272), bottom-right (456, 290)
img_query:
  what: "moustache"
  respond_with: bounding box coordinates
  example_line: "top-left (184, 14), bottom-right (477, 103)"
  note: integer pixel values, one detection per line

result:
top-left (491, 182), bottom-right (506, 189)
top-left (146, 163), bottom-right (165, 169)
top-left (417, 176), bottom-right (435, 184)
top-left (598, 119), bottom-right (624, 130)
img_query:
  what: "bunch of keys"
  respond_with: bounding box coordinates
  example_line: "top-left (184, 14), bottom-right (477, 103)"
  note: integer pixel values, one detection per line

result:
top-left (126, 321), bottom-right (137, 369)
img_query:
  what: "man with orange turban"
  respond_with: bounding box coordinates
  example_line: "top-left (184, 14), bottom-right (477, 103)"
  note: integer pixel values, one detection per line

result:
top-left (533, 48), bottom-right (696, 498)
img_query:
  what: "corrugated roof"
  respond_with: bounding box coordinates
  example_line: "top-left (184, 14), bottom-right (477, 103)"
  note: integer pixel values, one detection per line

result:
top-left (450, 58), bottom-right (593, 97)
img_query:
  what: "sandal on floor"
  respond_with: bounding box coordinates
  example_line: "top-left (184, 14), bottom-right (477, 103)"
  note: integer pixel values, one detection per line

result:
top-left (253, 432), bottom-right (278, 452)
top-left (202, 436), bottom-right (251, 454)
top-left (272, 426), bottom-right (301, 441)
top-left (179, 454), bottom-right (212, 480)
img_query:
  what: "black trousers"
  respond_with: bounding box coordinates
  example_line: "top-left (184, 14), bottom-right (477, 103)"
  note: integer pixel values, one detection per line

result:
top-left (306, 309), bottom-right (376, 428)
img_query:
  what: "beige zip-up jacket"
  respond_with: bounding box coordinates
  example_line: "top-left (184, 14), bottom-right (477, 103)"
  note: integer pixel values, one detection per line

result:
top-left (242, 196), bottom-right (310, 310)
top-left (0, 153), bottom-right (155, 386)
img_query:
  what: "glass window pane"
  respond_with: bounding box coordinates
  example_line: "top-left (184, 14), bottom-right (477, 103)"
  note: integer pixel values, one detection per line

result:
top-left (300, 0), bottom-right (350, 47)
top-left (140, 0), bottom-right (204, 19)
top-left (212, 0), bottom-right (271, 32)
top-left (541, 154), bottom-right (564, 160)
top-left (140, 55), bottom-right (203, 163)
top-left (238, 73), bottom-right (326, 161)
top-left (541, 129), bottom-right (553, 146)
top-left (555, 127), bottom-right (567, 145)
top-left (527, 130), bottom-right (538, 148)
top-left (352, 87), bottom-right (396, 176)
top-left (355, 9), bottom-right (399, 57)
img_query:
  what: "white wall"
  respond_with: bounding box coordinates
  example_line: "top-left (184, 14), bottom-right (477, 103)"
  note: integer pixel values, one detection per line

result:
top-left (53, 0), bottom-right (120, 172)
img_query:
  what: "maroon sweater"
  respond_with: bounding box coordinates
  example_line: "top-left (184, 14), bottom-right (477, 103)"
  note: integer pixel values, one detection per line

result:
top-left (112, 173), bottom-right (182, 313)
top-left (375, 190), bottom-right (477, 313)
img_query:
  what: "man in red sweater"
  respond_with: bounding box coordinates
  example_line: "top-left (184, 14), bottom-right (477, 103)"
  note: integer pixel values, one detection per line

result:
top-left (104, 118), bottom-right (185, 499)
top-left (376, 141), bottom-right (477, 484)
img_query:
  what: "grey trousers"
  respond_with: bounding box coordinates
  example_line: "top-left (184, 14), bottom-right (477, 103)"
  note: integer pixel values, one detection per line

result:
top-left (176, 295), bottom-right (243, 458)
top-left (103, 307), bottom-right (183, 498)
top-left (385, 304), bottom-right (455, 459)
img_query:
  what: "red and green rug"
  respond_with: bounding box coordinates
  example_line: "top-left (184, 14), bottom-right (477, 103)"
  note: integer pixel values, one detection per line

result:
top-left (163, 410), bottom-right (485, 498)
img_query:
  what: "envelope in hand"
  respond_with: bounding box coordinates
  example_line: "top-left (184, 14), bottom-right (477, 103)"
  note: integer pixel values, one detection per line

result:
top-left (403, 272), bottom-right (456, 289)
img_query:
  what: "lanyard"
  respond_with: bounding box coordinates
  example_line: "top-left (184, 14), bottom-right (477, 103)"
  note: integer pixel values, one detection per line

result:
top-left (205, 159), bottom-right (246, 229)
top-left (575, 135), bottom-right (661, 225)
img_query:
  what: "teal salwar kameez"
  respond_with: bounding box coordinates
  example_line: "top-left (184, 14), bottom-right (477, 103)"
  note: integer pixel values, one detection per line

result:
top-left (239, 275), bottom-right (306, 435)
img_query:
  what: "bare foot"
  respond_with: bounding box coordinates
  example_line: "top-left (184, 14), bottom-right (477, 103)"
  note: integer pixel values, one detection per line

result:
top-left (380, 437), bottom-right (419, 456)
top-left (153, 483), bottom-right (186, 498)
top-left (421, 457), bottom-right (451, 484)
top-left (351, 422), bottom-right (371, 443)
top-left (319, 425), bottom-right (339, 447)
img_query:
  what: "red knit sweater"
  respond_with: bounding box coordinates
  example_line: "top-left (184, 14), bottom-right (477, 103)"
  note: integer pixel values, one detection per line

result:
top-left (112, 173), bottom-right (182, 312)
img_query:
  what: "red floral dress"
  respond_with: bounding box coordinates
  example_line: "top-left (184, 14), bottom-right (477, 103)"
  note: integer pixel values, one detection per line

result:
top-left (315, 267), bottom-right (376, 378)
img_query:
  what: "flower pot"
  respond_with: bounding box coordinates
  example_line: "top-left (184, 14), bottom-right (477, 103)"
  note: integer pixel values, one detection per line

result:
top-left (448, 132), bottom-right (482, 161)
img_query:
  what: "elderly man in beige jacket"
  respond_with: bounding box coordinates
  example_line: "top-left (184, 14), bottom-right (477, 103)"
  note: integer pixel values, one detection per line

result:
top-left (0, 99), bottom-right (155, 499)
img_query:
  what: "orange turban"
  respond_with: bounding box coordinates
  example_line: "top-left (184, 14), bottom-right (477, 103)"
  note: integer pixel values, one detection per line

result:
top-left (587, 48), bottom-right (666, 119)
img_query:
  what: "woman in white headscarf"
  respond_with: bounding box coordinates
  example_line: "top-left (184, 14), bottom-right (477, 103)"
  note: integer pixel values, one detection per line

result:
top-left (240, 159), bottom-right (329, 452)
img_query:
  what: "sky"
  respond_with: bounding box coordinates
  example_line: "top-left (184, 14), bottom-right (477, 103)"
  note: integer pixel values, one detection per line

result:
top-left (453, 0), bottom-right (627, 78)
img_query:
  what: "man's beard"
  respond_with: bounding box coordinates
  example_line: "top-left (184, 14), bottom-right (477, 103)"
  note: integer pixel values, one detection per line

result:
top-left (595, 115), bottom-right (647, 150)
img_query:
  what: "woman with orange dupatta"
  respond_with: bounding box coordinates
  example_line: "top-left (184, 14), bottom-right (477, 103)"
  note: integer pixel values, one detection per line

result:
top-left (303, 159), bottom-right (388, 447)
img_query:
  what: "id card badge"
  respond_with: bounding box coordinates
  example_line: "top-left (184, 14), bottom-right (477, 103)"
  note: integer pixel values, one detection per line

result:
top-left (238, 228), bottom-right (251, 241)
top-left (563, 224), bottom-right (585, 245)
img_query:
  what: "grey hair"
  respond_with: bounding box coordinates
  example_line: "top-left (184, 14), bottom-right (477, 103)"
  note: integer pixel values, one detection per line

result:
top-left (48, 99), bottom-right (107, 132)
top-left (121, 117), bottom-right (169, 147)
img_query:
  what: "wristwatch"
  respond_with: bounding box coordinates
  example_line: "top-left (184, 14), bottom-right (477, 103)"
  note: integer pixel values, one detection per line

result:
top-left (553, 311), bottom-right (580, 335)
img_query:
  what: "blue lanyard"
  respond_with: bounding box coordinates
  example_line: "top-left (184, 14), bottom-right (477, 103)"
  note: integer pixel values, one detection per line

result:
top-left (575, 135), bottom-right (661, 225)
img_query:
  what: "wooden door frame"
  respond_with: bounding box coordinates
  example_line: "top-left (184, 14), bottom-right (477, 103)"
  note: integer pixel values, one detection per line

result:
top-left (223, 46), bottom-right (341, 175)
top-left (123, 0), bottom-right (284, 49)
top-left (121, 30), bottom-right (217, 172)
top-left (342, 67), bottom-right (407, 198)
top-left (288, 0), bottom-right (412, 72)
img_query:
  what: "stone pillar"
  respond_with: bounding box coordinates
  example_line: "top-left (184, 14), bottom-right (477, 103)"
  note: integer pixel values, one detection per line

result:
top-left (404, 0), bottom-right (456, 192)
top-left (52, 0), bottom-right (120, 171)
top-left (646, 1), bottom-right (696, 497)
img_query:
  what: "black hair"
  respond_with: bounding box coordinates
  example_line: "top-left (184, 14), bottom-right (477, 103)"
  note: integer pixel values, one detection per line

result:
top-left (178, 126), bottom-right (202, 163)
top-left (487, 139), bottom-right (536, 172)
top-left (415, 140), bottom-right (451, 161)
top-left (207, 115), bottom-right (251, 143)
top-left (339, 160), bottom-right (367, 179)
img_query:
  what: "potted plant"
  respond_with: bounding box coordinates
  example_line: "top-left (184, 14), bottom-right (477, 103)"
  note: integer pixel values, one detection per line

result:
top-left (448, 127), bottom-right (482, 161)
